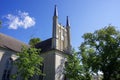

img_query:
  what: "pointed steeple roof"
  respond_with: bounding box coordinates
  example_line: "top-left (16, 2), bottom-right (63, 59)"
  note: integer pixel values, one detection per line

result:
top-left (66, 16), bottom-right (70, 27)
top-left (54, 5), bottom-right (58, 16)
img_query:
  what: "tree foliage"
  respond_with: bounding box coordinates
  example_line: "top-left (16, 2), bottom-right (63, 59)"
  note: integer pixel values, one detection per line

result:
top-left (12, 47), bottom-right (43, 80)
top-left (65, 26), bottom-right (120, 80)
top-left (29, 38), bottom-right (41, 47)
top-left (80, 26), bottom-right (120, 80)
top-left (65, 50), bottom-right (92, 80)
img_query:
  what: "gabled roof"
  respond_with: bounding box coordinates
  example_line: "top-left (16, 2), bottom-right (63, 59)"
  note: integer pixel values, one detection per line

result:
top-left (0, 33), bottom-right (28, 52)
top-left (35, 38), bottom-right (52, 53)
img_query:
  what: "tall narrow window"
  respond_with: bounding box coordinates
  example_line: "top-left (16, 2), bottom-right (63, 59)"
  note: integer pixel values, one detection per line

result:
top-left (2, 58), bottom-right (13, 80)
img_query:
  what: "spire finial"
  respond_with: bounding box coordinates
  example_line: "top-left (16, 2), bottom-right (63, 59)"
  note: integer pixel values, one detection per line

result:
top-left (66, 16), bottom-right (70, 27)
top-left (54, 5), bottom-right (58, 16)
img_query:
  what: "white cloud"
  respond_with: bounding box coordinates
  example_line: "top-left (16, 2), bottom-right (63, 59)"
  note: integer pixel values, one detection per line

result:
top-left (5, 11), bottom-right (35, 29)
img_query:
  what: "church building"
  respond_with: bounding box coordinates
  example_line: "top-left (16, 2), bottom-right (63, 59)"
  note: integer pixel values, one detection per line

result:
top-left (35, 5), bottom-right (71, 80)
top-left (0, 5), bottom-right (71, 80)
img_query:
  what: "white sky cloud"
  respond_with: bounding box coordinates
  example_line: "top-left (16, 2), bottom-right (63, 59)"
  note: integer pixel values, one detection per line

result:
top-left (5, 11), bottom-right (35, 29)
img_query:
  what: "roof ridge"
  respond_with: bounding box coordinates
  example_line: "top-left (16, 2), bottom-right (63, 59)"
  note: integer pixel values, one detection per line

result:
top-left (38, 38), bottom-right (52, 43)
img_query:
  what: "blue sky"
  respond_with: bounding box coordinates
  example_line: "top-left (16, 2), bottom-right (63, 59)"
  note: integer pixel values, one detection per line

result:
top-left (1, 0), bottom-right (120, 50)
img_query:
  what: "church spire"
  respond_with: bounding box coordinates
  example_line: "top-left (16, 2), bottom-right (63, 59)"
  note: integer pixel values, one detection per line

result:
top-left (52, 5), bottom-right (58, 49)
top-left (66, 16), bottom-right (70, 27)
top-left (66, 16), bottom-right (71, 52)
top-left (54, 5), bottom-right (58, 16)
top-left (52, 5), bottom-right (58, 39)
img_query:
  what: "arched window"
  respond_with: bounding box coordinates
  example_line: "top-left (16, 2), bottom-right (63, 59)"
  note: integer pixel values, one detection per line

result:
top-left (2, 58), bottom-right (13, 80)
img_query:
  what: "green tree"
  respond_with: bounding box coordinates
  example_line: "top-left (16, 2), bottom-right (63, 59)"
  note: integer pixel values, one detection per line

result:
top-left (12, 47), bottom-right (44, 80)
top-left (29, 38), bottom-right (41, 47)
top-left (65, 50), bottom-right (92, 80)
top-left (80, 26), bottom-right (120, 80)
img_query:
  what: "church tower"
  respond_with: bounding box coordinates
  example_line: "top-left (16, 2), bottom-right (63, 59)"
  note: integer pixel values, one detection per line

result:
top-left (52, 5), bottom-right (71, 53)
top-left (35, 5), bottom-right (71, 80)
